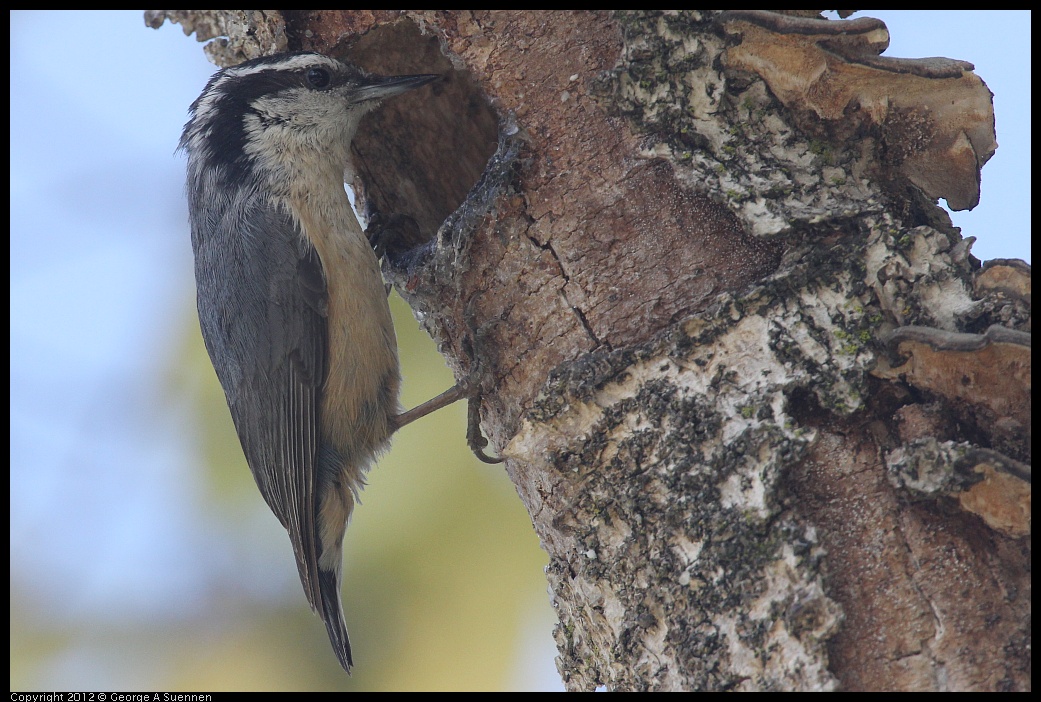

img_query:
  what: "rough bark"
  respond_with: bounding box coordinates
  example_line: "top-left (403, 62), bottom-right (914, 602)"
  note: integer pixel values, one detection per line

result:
top-left (152, 10), bottom-right (1030, 691)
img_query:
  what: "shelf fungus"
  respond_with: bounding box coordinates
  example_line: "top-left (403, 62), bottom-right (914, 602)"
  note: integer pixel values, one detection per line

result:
top-left (876, 325), bottom-right (1030, 537)
top-left (718, 10), bottom-right (997, 211)
top-left (972, 258), bottom-right (1032, 331)
top-left (886, 440), bottom-right (1030, 538)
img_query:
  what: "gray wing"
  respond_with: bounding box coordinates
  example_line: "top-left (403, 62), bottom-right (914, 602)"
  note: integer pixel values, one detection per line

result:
top-left (190, 183), bottom-right (327, 613)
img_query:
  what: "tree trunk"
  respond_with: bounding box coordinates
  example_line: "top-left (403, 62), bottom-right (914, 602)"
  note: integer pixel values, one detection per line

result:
top-left (155, 10), bottom-right (1030, 691)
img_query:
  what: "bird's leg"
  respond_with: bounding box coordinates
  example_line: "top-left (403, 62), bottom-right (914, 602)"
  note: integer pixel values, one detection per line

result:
top-left (387, 280), bottom-right (504, 463)
top-left (391, 376), bottom-right (504, 464)
top-left (391, 382), bottom-right (469, 431)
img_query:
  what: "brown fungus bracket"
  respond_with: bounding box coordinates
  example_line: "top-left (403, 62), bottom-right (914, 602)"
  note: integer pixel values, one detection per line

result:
top-left (973, 258), bottom-right (1032, 328)
top-left (876, 323), bottom-right (1031, 537)
top-left (886, 440), bottom-right (1030, 539)
top-left (877, 323), bottom-right (1031, 458)
top-left (718, 10), bottom-right (997, 211)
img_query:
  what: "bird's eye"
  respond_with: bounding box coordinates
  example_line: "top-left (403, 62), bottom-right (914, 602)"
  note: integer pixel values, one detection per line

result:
top-left (307, 67), bottom-right (331, 89)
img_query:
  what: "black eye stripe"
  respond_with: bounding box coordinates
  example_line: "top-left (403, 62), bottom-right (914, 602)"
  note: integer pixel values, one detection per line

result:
top-left (306, 67), bottom-right (332, 89)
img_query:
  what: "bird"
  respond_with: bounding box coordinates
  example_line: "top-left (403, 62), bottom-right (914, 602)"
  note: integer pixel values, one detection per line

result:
top-left (179, 51), bottom-right (441, 673)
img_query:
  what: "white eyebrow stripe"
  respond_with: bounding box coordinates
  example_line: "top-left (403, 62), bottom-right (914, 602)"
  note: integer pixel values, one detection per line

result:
top-left (192, 54), bottom-right (340, 129)
top-left (224, 54), bottom-right (340, 79)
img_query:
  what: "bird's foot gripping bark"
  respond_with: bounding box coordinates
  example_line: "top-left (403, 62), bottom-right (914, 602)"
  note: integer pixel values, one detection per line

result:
top-left (391, 375), bottom-right (503, 464)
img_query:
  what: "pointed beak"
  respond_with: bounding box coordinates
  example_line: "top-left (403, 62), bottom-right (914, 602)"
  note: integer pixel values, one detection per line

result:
top-left (353, 73), bottom-right (440, 104)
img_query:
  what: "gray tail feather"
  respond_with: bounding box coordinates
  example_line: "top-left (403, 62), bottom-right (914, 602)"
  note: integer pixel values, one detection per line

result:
top-left (318, 566), bottom-right (353, 673)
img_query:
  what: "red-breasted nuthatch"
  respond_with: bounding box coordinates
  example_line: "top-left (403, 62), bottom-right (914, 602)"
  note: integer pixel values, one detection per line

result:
top-left (180, 52), bottom-right (442, 673)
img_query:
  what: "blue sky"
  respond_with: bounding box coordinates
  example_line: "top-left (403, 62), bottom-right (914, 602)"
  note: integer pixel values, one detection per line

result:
top-left (9, 10), bottom-right (1030, 691)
